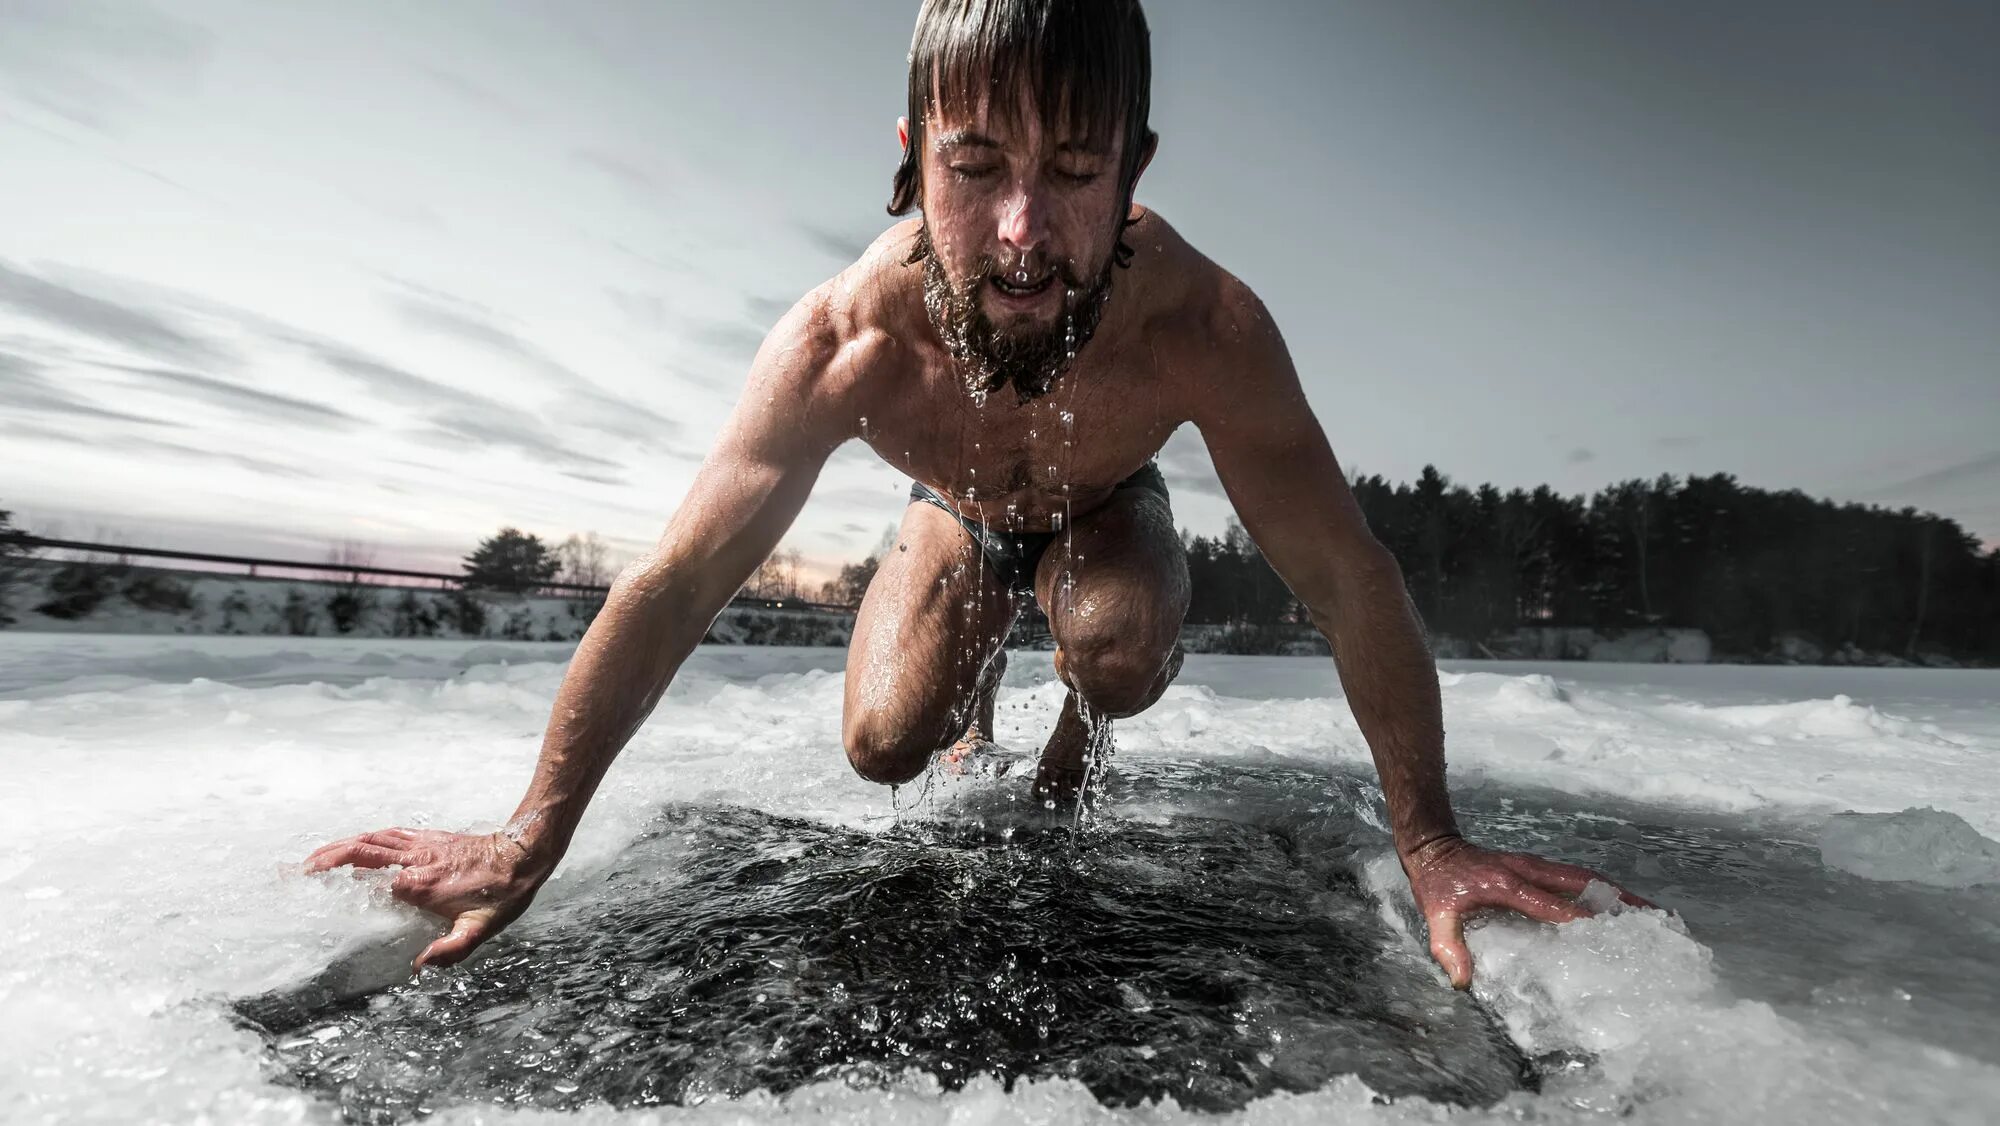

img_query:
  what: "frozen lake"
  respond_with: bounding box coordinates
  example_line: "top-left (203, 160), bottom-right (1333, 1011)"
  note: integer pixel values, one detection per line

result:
top-left (2, 635), bottom-right (1997, 1123)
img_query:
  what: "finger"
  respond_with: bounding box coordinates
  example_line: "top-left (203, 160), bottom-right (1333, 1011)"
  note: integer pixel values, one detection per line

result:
top-left (1500, 854), bottom-right (1658, 910)
top-left (304, 841), bottom-right (405, 873)
top-left (387, 866), bottom-right (437, 906)
top-left (415, 913), bottom-right (495, 972)
top-left (1426, 909), bottom-right (1472, 990)
top-left (1489, 881), bottom-right (1590, 926)
top-left (360, 831), bottom-right (417, 849)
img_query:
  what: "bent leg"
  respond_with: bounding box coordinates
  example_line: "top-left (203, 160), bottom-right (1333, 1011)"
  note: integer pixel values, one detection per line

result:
top-left (841, 501), bottom-right (1018, 785)
top-left (1031, 485), bottom-right (1190, 794)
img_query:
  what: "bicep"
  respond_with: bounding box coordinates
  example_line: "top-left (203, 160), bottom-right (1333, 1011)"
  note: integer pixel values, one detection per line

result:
top-left (1193, 303), bottom-right (1393, 612)
top-left (639, 301), bottom-right (853, 609)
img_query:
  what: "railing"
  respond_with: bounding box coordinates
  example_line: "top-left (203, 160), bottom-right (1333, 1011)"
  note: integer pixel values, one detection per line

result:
top-left (13, 536), bottom-right (858, 614)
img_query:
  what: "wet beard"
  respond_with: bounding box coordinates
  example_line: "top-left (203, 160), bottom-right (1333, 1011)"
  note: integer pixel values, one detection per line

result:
top-left (918, 231), bottom-right (1114, 403)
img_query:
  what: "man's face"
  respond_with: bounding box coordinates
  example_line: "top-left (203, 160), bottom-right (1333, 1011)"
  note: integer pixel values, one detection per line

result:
top-left (910, 90), bottom-right (1131, 399)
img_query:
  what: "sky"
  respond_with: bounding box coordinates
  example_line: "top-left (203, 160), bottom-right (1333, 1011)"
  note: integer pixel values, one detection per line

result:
top-left (3, 0), bottom-right (1995, 577)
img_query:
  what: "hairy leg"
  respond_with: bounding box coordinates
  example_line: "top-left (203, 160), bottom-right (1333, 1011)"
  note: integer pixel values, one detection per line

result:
top-left (1031, 485), bottom-right (1190, 799)
top-left (842, 501), bottom-right (1018, 785)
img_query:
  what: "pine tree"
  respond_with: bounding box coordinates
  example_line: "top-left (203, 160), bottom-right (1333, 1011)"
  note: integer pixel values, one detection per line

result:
top-left (0, 509), bottom-right (34, 626)
top-left (462, 527), bottom-right (559, 593)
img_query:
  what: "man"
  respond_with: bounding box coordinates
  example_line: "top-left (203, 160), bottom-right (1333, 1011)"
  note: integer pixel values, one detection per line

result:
top-left (310, 0), bottom-right (1648, 989)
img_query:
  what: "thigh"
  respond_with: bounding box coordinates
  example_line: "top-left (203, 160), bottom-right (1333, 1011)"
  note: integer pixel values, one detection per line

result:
top-left (1033, 485), bottom-right (1190, 655)
top-left (844, 500), bottom-right (1019, 748)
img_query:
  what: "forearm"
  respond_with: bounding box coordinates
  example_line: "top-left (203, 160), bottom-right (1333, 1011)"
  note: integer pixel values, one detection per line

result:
top-left (1307, 556), bottom-right (1460, 858)
top-left (505, 559), bottom-right (715, 858)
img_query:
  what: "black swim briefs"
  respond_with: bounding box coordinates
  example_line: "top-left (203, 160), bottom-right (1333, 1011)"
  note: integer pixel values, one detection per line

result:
top-left (907, 460), bottom-right (1170, 596)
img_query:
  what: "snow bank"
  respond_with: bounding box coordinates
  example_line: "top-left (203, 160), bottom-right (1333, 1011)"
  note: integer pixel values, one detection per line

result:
top-left (6, 559), bottom-right (852, 646)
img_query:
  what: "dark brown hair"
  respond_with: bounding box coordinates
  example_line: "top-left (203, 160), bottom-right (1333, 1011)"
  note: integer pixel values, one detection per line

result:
top-left (888, 0), bottom-right (1155, 267)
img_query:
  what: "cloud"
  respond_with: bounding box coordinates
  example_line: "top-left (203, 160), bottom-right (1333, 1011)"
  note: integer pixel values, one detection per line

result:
top-left (0, 0), bottom-right (210, 132)
top-left (0, 259), bottom-right (229, 366)
top-left (606, 289), bottom-right (671, 332)
top-left (1155, 425), bottom-right (1227, 499)
top-left (390, 290), bottom-right (683, 446)
top-left (794, 222), bottom-right (875, 264)
top-left (100, 363), bottom-right (359, 428)
top-left (1655, 435), bottom-right (1700, 449)
top-left (0, 349), bottom-right (172, 427)
top-left (1566, 447), bottom-right (1596, 465)
top-left (572, 148), bottom-right (667, 199)
top-left (276, 332), bottom-right (622, 473)
top-left (123, 436), bottom-right (314, 480)
top-left (743, 293), bottom-right (796, 326)
top-left (1878, 451), bottom-right (2000, 497)
top-left (691, 319), bottom-right (769, 362)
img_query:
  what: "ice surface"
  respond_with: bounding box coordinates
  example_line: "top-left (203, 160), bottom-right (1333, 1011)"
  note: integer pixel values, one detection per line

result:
top-left (1819, 807), bottom-right (2000, 887)
top-left (2, 635), bottom-right (1998, 1123)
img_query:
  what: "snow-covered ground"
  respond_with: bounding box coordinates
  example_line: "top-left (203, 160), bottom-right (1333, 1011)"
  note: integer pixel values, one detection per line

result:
top-left (3, 635), bottom-right (1998, 1123)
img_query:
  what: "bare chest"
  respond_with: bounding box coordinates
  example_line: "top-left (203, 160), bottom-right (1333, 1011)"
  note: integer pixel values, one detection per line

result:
top-left (860, 355), bottom-right (1185, 531)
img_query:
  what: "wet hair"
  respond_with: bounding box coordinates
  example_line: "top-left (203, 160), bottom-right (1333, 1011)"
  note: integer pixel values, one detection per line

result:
top-left (888, 0), bottom-right (1155, 269)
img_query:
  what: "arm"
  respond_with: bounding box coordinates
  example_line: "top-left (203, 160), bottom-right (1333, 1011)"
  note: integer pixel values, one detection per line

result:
top-left (307, 291), bottom-right (861, 969)
top-left (1191, 282), bottom-right (1648, 988)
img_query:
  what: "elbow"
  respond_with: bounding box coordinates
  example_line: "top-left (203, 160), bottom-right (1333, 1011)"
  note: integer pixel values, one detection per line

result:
top-left (1303, 543), bottom-right (1408, 632)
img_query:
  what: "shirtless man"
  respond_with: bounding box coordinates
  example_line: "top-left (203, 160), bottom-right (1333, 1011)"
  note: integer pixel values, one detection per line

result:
top-left (309, 0), bottom-right (1647, 989)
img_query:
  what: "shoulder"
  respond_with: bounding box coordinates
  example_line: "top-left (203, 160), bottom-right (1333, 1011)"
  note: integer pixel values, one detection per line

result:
top-left (751, 220), bottom-right (925, 413)
top-left (1121, 209), bottom-right (1295, 406)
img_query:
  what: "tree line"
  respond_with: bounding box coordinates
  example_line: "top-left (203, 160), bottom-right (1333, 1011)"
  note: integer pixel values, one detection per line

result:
top-left (8, 474), bottom-right (1995, 664)
top-left (1184, 467), bottom-right (1999, 662)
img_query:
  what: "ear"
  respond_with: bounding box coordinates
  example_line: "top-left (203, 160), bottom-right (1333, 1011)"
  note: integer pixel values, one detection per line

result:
top-left (897, 116), bottom-right (911, 153)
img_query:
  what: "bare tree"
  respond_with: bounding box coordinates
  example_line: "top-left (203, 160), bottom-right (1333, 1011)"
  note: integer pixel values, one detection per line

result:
top-left (556, 532), bottom-right (612, 588)
top-left (326, 541), bottom-right (377, 584)
top-left (744, 545), bottom-right (805, 601)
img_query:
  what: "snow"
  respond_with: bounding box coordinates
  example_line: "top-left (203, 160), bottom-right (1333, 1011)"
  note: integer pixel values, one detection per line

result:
top-left (3, 634), bottom-right (1999, 1123)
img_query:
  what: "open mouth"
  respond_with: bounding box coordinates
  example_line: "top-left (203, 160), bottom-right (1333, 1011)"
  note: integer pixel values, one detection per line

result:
top-left (989, 271), bottom-right (1057, 300)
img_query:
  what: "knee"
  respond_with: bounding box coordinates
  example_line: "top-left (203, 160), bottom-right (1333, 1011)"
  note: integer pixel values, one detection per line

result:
top-left (1055, 635), bottom-right (1183, 718)
top-left (841, 713), bottom-right (931, 785)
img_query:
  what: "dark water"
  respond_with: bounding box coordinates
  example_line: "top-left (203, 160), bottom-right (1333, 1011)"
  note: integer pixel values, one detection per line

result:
top-left (235, 765), bottom-right (1536, 1121)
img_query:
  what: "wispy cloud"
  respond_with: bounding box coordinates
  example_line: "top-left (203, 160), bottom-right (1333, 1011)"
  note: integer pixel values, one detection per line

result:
top-left (390, 289), bottom-right (683, 446)
top-left (99, 363), bottom-right (359, 428)
top-left (794, 222), bottom-right (875, 264)
top-left (0, 0), bottom-right (211, 132)
top-left (1566, 447), bottom-right (1596, 465)
top-left (0, 349), bottom-right (172, 427)
top-left (274, 331), bottom-right (621, 473)
top-left (1878, 451), bottom-right (2000, 497)
top-left (743, 293), bottom-right (795, 326)
top-left (0, 259), bottom-right (229, 365)
top-left (572, 147), bottom-right (668, 200)
top-left (124, 435), bottom-right (314, 480)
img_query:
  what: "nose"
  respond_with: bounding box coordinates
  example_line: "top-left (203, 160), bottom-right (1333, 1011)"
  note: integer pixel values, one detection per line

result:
top-left (996, 180), bottom-right (1049, 257)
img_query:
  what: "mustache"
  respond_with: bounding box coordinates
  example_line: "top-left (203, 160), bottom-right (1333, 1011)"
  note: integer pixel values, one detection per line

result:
top-left (956, 253), bottom-right (1095, 295)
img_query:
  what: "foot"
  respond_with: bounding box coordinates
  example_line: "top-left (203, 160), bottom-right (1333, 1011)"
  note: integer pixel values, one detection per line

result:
top-left (1031, 758), bottom-right (1089, 804)
top-left (1029, 691), bottom-right (1108, 806)
top-left (941, 727), bottom-right (1003, 776)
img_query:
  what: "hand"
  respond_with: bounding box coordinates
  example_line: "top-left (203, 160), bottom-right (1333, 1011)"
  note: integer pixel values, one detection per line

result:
top-left (1400, 834), bottom-right (1656, 990)
top-left (304, 827), bottom-right (555, 972)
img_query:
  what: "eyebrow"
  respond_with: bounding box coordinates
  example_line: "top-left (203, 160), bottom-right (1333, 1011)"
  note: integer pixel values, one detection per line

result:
top-left (931, 129), bottom-right (1110, 157)
top-left (932, 129), bottom-right (1000, 151)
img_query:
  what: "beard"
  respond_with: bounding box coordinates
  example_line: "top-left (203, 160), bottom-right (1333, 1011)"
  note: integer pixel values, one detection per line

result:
top-left (915, 224), bottom-right (1115, 403)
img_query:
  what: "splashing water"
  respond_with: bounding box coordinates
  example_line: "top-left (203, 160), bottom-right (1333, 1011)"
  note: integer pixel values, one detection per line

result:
top-left (235, 775), bottom-right (1534, 1119)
